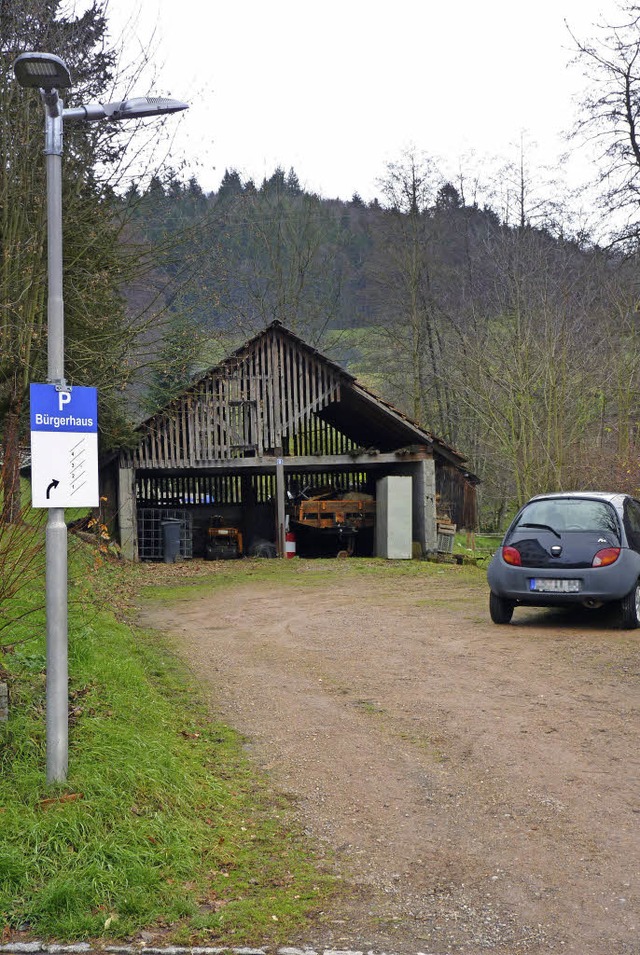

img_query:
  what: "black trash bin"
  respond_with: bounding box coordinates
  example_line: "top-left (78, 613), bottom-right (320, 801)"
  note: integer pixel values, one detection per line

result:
top-left (161, 518), bottom-right (182, 563)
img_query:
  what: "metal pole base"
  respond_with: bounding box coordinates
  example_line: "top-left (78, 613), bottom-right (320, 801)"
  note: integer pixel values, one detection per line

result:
top-left (46, 506), bottom-right (68, 783)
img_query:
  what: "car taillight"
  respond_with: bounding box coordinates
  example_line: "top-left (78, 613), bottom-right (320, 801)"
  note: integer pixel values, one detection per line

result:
top-left (502, 545), bottom-right (522, 566)
top-left (592, 547), bottom-right (620, 567)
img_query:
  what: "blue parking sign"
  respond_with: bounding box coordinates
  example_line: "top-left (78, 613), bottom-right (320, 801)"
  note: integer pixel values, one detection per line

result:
top-left (30, 383), bottom-right (98, 433)
top-left (30, 384), bottom-right (99, 508)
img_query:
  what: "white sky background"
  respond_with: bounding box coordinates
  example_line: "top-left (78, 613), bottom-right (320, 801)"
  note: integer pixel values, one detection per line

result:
top-left (102, 0), bottom-right (623, 213)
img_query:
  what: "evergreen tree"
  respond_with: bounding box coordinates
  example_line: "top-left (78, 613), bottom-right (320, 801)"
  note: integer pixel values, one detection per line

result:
top-left (146, 311), bottom-right (205, 410)
top-left (260, 167), bottom-right (287, 195)
top-left (436, 182), bottom-right (462, 210)
top-left (285, 167), bottom-right (302, 195)
top-left (217, 168), bottom-right (244, 200)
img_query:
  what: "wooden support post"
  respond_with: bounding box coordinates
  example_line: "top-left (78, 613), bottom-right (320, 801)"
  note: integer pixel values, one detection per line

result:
top-left (118, 465), bottom-right (137, 560)
top-left (275, 456), bottom-right (286, 557)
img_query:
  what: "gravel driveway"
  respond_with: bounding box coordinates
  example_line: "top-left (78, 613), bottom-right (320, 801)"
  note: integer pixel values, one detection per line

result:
top-left (139, 560), bottom-right (639, 955)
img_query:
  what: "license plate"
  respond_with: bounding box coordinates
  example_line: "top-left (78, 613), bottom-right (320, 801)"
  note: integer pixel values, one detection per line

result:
top-left (529, 578), bottom-right (581, 593)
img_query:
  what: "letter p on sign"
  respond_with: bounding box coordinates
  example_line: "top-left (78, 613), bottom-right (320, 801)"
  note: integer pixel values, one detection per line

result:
top-left (58, 390), bottom-right (71, 412)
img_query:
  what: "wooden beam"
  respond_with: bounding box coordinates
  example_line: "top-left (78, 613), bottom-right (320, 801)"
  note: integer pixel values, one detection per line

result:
top-left (132, 450), bottom-right (432, 474)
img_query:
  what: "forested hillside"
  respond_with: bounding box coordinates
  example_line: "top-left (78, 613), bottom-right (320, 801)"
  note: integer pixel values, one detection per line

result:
top-left (4, 3), bottom-right (640, 530)
top-left (123, 156), bottom-right (640, 528)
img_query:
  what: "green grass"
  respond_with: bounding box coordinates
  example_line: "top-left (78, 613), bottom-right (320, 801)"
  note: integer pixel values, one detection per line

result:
top-left (136, 552), bottom-right (486, 606)
top-left (453, 531), bottom-right (502, 563)
top-left (0, 532), bottom-right (334, 944)
top-left (0, 527), bottom-right (489, 943)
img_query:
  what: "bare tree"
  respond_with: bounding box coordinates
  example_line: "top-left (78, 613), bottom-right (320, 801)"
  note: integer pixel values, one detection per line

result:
top-left (370, 149), bottom-right (459, 436)
top-left (569, 4), bottom-right (640, 244)
top-left (496, 133), bottom-right (568, 234)
top-left (453, 225), bottom-right (632, 510)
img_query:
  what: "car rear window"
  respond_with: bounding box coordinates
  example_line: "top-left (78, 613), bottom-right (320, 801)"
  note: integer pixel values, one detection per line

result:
top-left (512, 499), bottom-right (620, 537)
top-left (623, 498), bottom-right (640, 550)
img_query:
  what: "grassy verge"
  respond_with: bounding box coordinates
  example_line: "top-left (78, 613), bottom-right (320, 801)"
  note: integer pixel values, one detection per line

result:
top-left (0, 532), bottom-right (334, 944)
top-left (454, 531), bottom-right (502, 563)
top-left (130, 552), bottom-right (486, 610)
top-left (0, 531), bottom-right (489, 943)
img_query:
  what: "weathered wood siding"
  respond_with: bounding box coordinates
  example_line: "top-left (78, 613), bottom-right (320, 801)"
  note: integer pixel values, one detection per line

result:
top-left (123, 326), bottom-right (346, 469)
top-left (436, 462), bottom-right (478, 530)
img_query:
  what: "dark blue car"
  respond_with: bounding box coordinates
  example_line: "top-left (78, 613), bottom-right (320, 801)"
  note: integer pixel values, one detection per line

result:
top-left (487, 491), bottom-right (640, 628)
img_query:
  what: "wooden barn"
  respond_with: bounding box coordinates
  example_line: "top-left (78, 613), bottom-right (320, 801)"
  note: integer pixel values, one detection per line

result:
top-left (101, 322), bottom-right (478, 560)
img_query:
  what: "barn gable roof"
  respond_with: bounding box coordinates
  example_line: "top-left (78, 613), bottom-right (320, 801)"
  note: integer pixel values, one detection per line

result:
top-left (123, 321), bottom-right (475, 476)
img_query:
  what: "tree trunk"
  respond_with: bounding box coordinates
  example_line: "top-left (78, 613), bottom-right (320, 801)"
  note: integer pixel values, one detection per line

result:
top-left (1, 401), bottom-right (23, 525)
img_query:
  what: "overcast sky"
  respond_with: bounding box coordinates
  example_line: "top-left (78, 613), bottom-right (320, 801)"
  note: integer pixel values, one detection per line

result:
top-left (103, 0), bottom-right (622, 206)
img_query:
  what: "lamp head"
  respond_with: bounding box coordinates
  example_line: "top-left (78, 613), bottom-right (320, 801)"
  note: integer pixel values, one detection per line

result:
top-left (101, 96), bottom-right (189, 120)
top-left (13, 52), bottom-right (72, 90)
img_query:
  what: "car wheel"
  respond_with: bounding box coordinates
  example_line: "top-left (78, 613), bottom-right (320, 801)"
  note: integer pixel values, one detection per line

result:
top-left (619, 580), bottom-right (640, 629)
top-left (489, 591), bottom-right (514, 624)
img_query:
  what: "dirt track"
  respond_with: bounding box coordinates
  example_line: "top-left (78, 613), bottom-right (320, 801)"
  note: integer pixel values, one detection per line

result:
top-left (139, 561), bottom-right (639, 954)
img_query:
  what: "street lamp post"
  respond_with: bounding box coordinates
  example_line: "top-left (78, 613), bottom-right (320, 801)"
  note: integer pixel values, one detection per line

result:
top-left (13, 51), bottom-right (188, 784)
